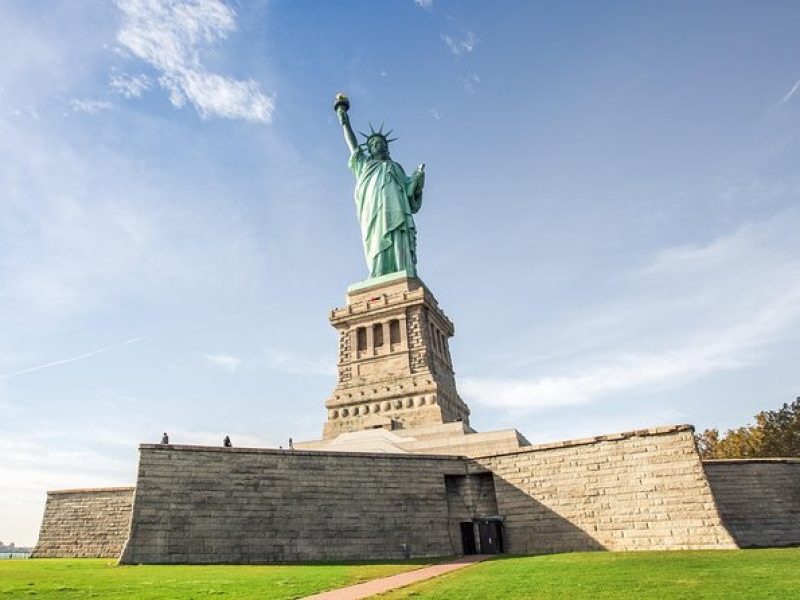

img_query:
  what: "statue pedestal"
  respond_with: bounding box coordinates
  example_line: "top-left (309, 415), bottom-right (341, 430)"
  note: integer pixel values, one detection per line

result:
top-left (322, 274), bottom-right (470, 440)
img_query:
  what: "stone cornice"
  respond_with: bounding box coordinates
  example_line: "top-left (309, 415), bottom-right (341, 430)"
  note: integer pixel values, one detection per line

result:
top-left (47, 487), bottom-right (135, 495)
top-left (470, 424), bottom-right (696, 459)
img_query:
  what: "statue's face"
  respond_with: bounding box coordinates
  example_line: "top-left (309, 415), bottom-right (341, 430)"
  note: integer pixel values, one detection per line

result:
top-left (368, 136), bottom-right (389, 159)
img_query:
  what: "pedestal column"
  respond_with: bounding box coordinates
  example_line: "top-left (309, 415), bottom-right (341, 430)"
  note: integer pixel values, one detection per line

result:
top-left (323, 272), bottom-right (470, 439)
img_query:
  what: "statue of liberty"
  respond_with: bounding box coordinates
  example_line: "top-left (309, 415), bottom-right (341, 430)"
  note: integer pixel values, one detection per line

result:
top-left (334, 93), bottom-right (426, 278)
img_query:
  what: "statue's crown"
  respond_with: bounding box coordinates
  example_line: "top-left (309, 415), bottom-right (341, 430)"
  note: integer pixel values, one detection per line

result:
top-left (359, 123), bottom-right (398, 148)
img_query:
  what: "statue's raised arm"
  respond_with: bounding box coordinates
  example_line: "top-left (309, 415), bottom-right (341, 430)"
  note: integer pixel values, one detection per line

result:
top-left (333, 93), bottom-right (424, 280)
top-left (334, 93), bottom-right (358, 154)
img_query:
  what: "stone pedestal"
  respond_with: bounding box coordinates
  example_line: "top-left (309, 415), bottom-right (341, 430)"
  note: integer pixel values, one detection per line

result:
top-left (323, 272), bottom-right (470, 439)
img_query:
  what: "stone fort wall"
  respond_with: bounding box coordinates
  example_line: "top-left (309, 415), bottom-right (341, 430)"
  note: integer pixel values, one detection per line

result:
top-left (703, 458), bottom-right (800, 548)
top-left (119, 445), bottom-right (480, 564)
top-left (473, 425), bottom-right (737, 554)
top-left (34, 427), bottom-right (800, 562)
top-left (31, 487), bottom-right (134, 558)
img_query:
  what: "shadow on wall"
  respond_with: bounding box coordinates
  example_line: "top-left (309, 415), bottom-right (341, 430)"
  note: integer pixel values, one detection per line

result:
top-left (445, 473), bottom-right (503, 553)
top-left (491, 474), bottom-right (605, 554)
top-left (704, 460), bottom-right (800, 548)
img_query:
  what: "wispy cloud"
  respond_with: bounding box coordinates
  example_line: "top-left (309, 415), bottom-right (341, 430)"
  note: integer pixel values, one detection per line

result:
top-left (443, 30), bottom-right (476, 56)
top-left (99, 387), bottom-right (143, 405)
top-left (11, 105), bottom-right (40, 120)
top-left (463, 296), bottom-right (798, 409)
top-left (263, 347), bottom-right (335, 377)
top-left (414, 0), bottom-right (433, 10)
top-left (0, 431), bottom-right (137, 545)
top-left (0, 108), bottom-right (266, 333)
top-left (70, 98), bottom-right (114, 114)
top-left (0, 337), bottom-right (144, 381)
top-left (779, 78), bottom-right (800, 106)
top-left (459, 73), bottom-right (480, 93)
top-left (429, 108), bottom-right (443, 120)
top-left (114, 0), bottom-right (274, 123)
top-left (203, 353), bottom-right (242, 373)
top-left (110, 72), bottom-right (151, 98)
top-left (1, 191), bottom-right (156, 323)
top-left (463, 209), bottom-right (800, 412)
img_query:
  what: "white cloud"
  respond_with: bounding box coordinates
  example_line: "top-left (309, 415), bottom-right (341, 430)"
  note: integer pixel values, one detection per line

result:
top-left (459, 73), bottom-right (480, 93)
top-left (443, 30), bottom-right (476, 56)
top-left (779, 78), bottom-right (800, 106)
top-left (70, 98), bottom-right (114, 113)
top-left (429, 108), bottom-right (443, 120)
top-left (414, 0), bottom-right (433, 10)
top-left (463, 210), bottom-right (800, 412)
top-left (203, 353), bottom-right (242, 373)
top-left (115, 0), bottom-right (274, 123)
top-left (110, 72), bottom-right (151, 98)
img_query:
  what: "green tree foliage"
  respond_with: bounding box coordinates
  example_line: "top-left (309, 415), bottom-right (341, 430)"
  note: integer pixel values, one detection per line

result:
top-left (696, 397), bottom-right (800, 459)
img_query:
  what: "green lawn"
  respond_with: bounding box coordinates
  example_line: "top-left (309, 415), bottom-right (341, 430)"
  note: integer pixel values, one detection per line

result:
top-left (378, 548), bottom-right (800, 599)
top-left (0, 558), bottom-right (429, 599)
top-left (3, 549), bottom-right (797, 599)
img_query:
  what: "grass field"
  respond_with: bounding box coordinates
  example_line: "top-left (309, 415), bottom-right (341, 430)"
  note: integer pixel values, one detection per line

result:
top-left (378, 548), bottom-right (800, 599)
top-left (0, 558), bottom-right (429, 599)
top-left (1, 549), bottom-right (797, 599)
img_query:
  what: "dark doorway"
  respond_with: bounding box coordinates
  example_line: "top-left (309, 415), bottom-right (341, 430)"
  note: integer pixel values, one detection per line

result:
top-left (460, 522), bottom-right (477, 555)
top-left (476, 519), bottom-right (504, 554)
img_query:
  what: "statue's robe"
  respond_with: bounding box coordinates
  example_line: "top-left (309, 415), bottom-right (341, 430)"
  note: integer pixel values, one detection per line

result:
top-left (349, 148), bottom-right (422, 278)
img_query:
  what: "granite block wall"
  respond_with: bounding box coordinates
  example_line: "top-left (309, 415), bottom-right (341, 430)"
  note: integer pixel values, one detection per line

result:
top-left (31, 487), bottom-right (134, 558)
top-left (34, 428), bottom-right (800, 562)
top-left (119, 445), bottom-right (472, 564)
top-left (703, 459), bottom-right (800, 548)
top-left (474, 425), bottom-right (737, 554)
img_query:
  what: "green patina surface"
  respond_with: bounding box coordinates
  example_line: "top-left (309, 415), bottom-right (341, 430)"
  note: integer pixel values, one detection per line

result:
top-left (335, 93), bottom-right (426, 280)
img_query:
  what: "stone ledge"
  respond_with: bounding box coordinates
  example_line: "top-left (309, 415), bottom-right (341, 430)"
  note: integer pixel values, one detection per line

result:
top-left (346, 270), bottom-right (416, 293)
top-left (331, 294), bottom-right (453, 332)
top-left (47, 487), bottom-right (135, 495)
top-left (330, 276), bottom-right (454, 330)
top-left (139, 443), bottom-right (467, 462)
top-left (469, 424), bottom-right (696, 459)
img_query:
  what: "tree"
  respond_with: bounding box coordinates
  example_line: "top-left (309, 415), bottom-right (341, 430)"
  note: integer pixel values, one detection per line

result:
top-left (696, 397), bottom-right (800, 459)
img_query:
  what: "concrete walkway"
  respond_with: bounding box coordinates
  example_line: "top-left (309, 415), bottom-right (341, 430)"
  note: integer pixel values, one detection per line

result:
top-left (303, 555), bottom-right (488, 600)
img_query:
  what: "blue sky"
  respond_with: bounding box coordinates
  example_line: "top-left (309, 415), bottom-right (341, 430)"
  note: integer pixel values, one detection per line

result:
top-left (1, 0), bottom-right (799, 545)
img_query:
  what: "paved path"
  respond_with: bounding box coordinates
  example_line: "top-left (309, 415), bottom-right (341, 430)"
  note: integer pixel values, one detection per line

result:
top-left (303, 555), bottom-right (488, 600)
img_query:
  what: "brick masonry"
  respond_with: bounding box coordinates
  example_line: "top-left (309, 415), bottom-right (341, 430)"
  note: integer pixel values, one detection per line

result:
top-left (703, 459), bottom-right (800, 548)
top-left (31, 487), bottom-right (134, 558)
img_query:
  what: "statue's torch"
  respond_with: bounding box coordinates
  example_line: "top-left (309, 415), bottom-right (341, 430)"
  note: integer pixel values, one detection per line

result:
top-left (334, 92), bottom-right (350, 114)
